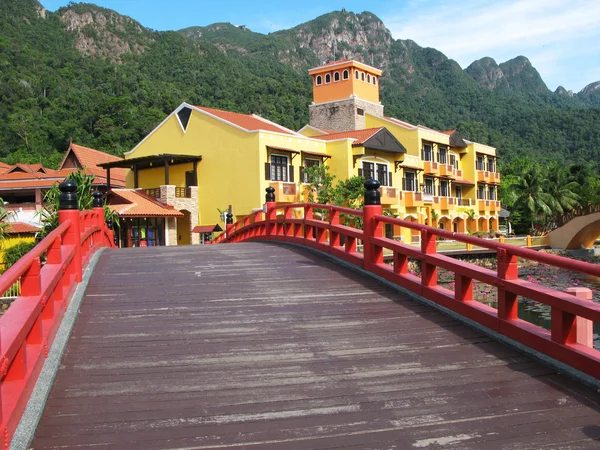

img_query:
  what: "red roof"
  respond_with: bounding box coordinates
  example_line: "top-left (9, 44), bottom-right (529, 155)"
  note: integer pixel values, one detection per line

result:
top-left (60, 143), bottom-right (126, 187)
top-left (195, 106), bottom-right (296, 135)
top-left (0, 143), bottom-right (126, 191)
top-left (5, 222), bottom-right (40, 234)
top-left (107, 189), bottom-right (184, 218)
top-left (192, 225), bottom-right (222, 233)
top-left (440, 129), bottom-right (456, 135)
top-left (317, 128), bottom-right (383, 144)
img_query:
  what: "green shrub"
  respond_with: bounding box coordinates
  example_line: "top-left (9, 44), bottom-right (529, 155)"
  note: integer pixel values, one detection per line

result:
top-left (4, 241), bottom-right (37, 269)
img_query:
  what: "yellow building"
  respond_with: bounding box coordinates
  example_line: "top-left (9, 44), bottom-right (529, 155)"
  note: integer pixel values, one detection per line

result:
top-left (116, 59), bottom-right (499, 244)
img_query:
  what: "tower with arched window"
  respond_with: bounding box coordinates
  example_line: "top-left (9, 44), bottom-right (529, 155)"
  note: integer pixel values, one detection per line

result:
top-left (308, 59), bottom-right (384, 132)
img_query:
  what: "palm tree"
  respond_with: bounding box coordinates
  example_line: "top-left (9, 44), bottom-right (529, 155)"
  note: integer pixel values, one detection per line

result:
top-left (512, 166), bottom-right (554, 230)
top-left (545, 166), bottom-right (580, 214)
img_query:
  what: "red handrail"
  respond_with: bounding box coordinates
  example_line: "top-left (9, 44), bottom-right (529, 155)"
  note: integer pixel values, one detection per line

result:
top-left (216, 201), bottom-right (600, 382)
top-left (0, 206), bottom-right (115, 447)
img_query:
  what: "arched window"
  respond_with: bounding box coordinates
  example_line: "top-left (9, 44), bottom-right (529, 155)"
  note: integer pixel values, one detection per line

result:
top-left (316, 75), bottom-right (322, 86)
top-left (355, 70), bottom-right (359, 79)
top-left (325, 73), bottom-right (331, 84)
top-left (334, 71), bottom-right (340, 82)
top-left (367, 74), bottom-right (371, 83)
top-left (343, 69), bottom-right (349, 80)
top-left (372, 76), bottom-right (377, 85)
top-left (361, 72), bottom-right (365, 81)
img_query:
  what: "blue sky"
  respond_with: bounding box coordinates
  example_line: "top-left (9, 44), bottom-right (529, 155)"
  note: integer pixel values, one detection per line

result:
top-left (41, 0), bottom-right (600, 93)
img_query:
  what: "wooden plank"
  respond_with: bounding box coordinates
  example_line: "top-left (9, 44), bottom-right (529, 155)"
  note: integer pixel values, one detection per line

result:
top-left (30, 243), bottom-right (600, 448)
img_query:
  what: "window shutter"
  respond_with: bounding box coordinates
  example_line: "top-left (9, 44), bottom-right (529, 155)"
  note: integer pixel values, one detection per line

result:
top-left (358, 168), bottom-right (363, 178)
top-left (288, 165), bottom-right (294, 182)
top-left (265, 162), bottom-right (271, 180)
top-left (388, 172), bottom-right (392, 187)
top-left (299, 166), bottom-right (304, 183)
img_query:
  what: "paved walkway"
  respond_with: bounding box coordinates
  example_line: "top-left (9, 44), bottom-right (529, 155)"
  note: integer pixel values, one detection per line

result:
top-left (31, 243), bottom-right (600, 449)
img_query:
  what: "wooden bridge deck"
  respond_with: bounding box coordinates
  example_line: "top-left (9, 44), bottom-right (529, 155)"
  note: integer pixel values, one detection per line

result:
top-left (31, 243), bottom-right (600, 449)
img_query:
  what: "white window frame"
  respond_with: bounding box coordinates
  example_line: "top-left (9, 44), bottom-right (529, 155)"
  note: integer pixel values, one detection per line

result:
top-left (334, 71), bottom-right (340, 82)
top-left (315, 75), bottom-right (322, 86)
top-left (343, 69), bottom-right (349, 80)
top-left (325, 73), bottom-right (331, 84)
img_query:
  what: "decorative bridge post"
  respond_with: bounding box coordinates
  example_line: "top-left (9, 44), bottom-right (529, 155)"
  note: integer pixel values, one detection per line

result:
top-left (265, 187), bottom-right (276, 237)
top-left (362, 179), bottom-right (383, 271)
top-left (58, 180), bottom-right (83, 282)
top-left (226, 212), bottom-right (234, 238)
top-left (92, 191), bottom-right (105, 247)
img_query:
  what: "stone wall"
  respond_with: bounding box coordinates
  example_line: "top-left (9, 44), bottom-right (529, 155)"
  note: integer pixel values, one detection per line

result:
top-left (309, 97), bottom-right (384, 132)
top-left (159, 185), bottom-right (200, 245)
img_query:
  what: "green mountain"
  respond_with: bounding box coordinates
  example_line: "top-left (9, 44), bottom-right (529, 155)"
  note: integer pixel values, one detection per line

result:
top-left (1, 0), bottom-right (599, 171)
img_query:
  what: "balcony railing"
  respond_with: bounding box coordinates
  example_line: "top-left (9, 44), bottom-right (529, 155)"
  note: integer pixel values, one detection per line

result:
top-left (458, 198), bottom-right (474, 207)
top-left (175, 187), bottom-right (192, 198)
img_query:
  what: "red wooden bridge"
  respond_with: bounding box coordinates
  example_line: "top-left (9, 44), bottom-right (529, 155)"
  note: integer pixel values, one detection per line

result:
top-left (2, 181), bottom-right (600, 449)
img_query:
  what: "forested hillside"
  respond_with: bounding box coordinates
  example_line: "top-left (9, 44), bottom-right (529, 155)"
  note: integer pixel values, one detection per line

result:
top-left (1, 0), bottom-right (599, 174)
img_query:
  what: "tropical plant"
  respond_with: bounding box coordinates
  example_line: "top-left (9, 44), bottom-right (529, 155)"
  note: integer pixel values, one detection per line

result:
top-left (511, 166), bottom-right (555, 231)
top-left (3, 241), bottom-right (36, 269)
top-left (301, 164), bottom-right (335, 204)
top-left (37, 170), bottom-right (118, 238)
top-left (0, 199), bottom-right (13, 242)
top-left (545, 164), bottom-right (580, 214)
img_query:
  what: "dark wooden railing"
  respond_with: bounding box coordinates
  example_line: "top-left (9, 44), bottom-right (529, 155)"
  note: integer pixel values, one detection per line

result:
top-left (535, 203), bottom-right (600, 235)
top-left (214, 181), bottom-right (600, 383)
top-left (0, 183), bottom-right (116, 447)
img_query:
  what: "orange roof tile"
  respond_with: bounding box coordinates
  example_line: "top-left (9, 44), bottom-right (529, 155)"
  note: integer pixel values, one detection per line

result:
top-left (195, 106), bottom-right (296, 135)
top-left (6, 222), bottom-right (40, 234)
top-left (108, 189), bottom-right (184, 218)
top-left (440, 129), bottom-right (456, 135)
top-left (316, 128), bottom-right (383, 144)
top-left (60, 143), bottom-right (127, 185)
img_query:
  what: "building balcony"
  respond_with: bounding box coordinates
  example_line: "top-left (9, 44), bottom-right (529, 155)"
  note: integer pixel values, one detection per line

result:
top-left (457, 198), bottom-right (475, 208)
top-left (423, 161), bottom-right (439, 175)
top-left (438, 164), bottom-right (456, 178)
top-left (399, 191), bottom-right (423, 207)
top-left (489, 172), bottom-right (501, 184)
top-left (477, 170), bottom-right (489, 183)
top-left (269, 181), bottom-right (300, 203)
top-left (380, 186), bottom-right (397, 204)
top-left (478, 199), bottom-right (501, 212)
top-left (439, 196), bottom-right (457, 210)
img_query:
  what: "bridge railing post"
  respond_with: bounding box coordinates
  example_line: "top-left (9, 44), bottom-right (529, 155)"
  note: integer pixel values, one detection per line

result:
top-left (58, 180), bottom-right (83, 282)
top-left (362, 179), bottom-right (383, 271)
top-left (563, 287), bottom-right (594, 347)
top-left (92, 191), bottom-right (105, 247)
top-left (497, 248), bottom-right (518, 320)
top-left (226, 212), bottom-right (234, 239)
top-left (265, 187), bottom-right (276, 237)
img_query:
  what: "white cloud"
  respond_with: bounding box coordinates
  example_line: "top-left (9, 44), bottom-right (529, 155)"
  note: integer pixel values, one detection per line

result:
top-left (382, 0), bottom-right (600, 91)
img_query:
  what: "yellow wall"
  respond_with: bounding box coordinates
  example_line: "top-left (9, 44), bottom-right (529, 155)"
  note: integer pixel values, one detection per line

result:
top-left (126, 110), bottom-right (264, 227)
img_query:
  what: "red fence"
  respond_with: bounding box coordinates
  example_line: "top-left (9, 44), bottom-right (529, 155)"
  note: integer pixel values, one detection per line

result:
top-left (0, 205), bottom-right (115, 447)
top-left (215, 199), bottom-right (600, 382)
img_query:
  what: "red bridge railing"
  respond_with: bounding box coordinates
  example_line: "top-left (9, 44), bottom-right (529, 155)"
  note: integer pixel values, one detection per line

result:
top-left (0, 183), bottom-right (116, 447)
top-left (215, 181), bottom-right (600, 382)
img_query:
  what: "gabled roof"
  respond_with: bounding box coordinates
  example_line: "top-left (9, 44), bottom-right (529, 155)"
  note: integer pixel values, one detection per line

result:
top-left (194, 106), bottom-right (298, 136)
top-left (317, 128), bottom-right (383, 144)
top-left (6, 222), bottom-right (40, 234)
top-left (59, 143), bottom-right (127, 186)
top-left (192, 224), bottom-right (223, 233)
top-left (107, 189), bottom-right (184, 218)
top-left (317, 127), bottom-right (407, 154)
